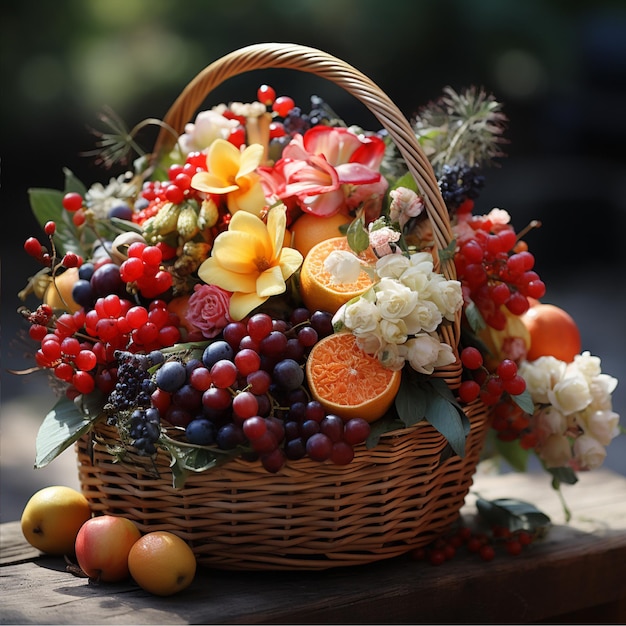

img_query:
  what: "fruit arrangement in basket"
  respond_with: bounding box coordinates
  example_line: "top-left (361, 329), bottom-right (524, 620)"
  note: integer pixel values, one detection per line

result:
top-left (15, 45), bottom-right (621, 519)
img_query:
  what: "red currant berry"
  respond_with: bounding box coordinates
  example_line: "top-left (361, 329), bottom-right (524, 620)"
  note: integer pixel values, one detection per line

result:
top-left (272, 96), bottom-right (295, 117)
top-left (461, 346), bottom-right (483, 370)
top-left (458, 380), bottom-right (481, 403)
top-left (62, 192), bottom-right (83, 212)
top-left (257, 84), bottom-right (276, 106)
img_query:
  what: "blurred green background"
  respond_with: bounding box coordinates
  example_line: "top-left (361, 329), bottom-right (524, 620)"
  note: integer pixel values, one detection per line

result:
top-left (2, 0), bottom-right (625, 521)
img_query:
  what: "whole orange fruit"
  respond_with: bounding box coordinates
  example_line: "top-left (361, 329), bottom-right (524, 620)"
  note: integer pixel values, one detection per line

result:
top-left (305, 332), bottom-right (401, 422)
top-left (520, 302), bottom-right (581, 363)
top-left (128, 531), bottom-right (197, 596)
top-left (299, 236), bottom-right (376, 314)
top-left (289, 212), bottom-right (352, 258)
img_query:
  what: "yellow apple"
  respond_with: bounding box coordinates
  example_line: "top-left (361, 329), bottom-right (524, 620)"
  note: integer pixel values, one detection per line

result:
top-left (75, 515), bottom-right (142, 582)
top-left (21, 486), bottom-right (92, 556)
top-left (128, 531), bottom-right (196, 596)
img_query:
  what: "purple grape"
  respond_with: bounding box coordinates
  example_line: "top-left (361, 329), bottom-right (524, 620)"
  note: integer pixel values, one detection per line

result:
top-left (155, 360), bottom-right (187, 393)
top-left (272, 358), bottom-right (304, 391)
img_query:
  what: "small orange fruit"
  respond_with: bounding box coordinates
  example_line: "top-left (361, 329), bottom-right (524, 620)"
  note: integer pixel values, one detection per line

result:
top-left (299, 236), bottom-right (376, 314)
top-left (289, 212), bottom-right (352, 258)
top-left (128, 531), bottom-right (197, 596)
top-left (305, 332), bottom-right (401, 422)
top-left (44, 267), bottom-right (81, 313)
top-left (520, 302), bottom-right (581, 363)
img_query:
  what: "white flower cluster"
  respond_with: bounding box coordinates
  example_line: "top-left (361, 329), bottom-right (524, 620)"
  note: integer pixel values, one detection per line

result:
top-left (332, 251), bottom-right (463, 374)
top-left (519, 352), bottom-right (621, 470)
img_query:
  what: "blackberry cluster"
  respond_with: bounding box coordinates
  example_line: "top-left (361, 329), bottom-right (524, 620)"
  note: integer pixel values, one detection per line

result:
top-left (128, 407), bottom-right (161, 455)
top-left (438, 163), bottom-right (486, 212)
top-left (105, 350), bottom-right (163, 415)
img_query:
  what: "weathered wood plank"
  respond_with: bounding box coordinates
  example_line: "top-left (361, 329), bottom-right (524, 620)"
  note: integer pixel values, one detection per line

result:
top-left (2, 469), bottom-right (625, 624)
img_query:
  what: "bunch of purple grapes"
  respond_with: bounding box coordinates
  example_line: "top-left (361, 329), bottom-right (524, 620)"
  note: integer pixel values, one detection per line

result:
top-left (134, 307), bottom-right (371, 473)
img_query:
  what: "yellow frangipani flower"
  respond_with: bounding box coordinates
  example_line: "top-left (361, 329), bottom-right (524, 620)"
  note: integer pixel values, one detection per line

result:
top-left (191, 139), bottom-right (267, 216)
top-left (198, 204), bottom-right (303, 320)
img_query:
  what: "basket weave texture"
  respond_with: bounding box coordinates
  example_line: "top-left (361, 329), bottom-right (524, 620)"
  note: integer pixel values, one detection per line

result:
top-left (75, 43), bottom-right (490, 571)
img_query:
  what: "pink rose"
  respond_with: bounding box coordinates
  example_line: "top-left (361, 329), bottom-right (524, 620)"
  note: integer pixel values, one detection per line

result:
top-left (186, 284), bottom-right (232, 339)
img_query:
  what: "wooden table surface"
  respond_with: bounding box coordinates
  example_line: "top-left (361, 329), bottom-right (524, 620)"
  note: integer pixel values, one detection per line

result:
top-left (2, 468), bottom-right (626, 625)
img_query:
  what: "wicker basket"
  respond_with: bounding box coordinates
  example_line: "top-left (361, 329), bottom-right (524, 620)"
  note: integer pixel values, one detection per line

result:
top-left (76, 43), bottom-right (490, 571)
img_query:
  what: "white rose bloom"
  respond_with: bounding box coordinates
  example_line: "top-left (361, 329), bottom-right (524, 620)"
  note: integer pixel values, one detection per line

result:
top-left (404, 333), bottom-right (442, 374)
top-left (538, 434), bottom-right (573, 468)
top-left (378, 341), bottom-right (406, 371)
top-left (375, 277), bottom-right (418, 320)
top-left (486, 207), bottom-right (511, 225)
top-left (354, 329), bottom-right (385, 357)
top-left (519, 357), bottom-right (567, 404)
top-left (579, 410), bottom-right (621, 446)
top-left (409, 251), bottom-right (435, 273)
top-left (434, 341), bottom-right (456, 368)
top-left (379, 318), bottom-right (408, 345)
top-left (323, 249), bottom-right (363, 284)
top-left (548, 374), bottom-right (592, 416)
top-left (573, 434), bottom-right (607, 470)
top-left (534, 405), bottom-right (568, 439)
top-left (588, 373), bottom-right (619, 411)
top-left (425, 274), bottom-right (463, 321)
top-left (375, 253), bottom-right (411, 279)
top-left (343, 297), bottom-right (381, 334)
top-left (177, 110), bottom-right (238, 154)
top-left (403, 299), bottom-right (442, 334)
top-left (397, 265), bottom-right (431, 293)
top-left (572, 351), bottom-right (602, 379)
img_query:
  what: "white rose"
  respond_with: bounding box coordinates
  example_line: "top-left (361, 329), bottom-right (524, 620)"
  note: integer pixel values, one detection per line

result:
top-left (548, 374), bottom-right (592, 416)
top-left (409, 251), bottom-right (435, 273)
top-left (588, 373), bottom-right (618, 411)
top-left (538, 434), bottom-right (572, 468)
top-left (379, 318), bottom-right (408, 345)
top-left (486, 207), bottom-right (511, 225)
top-left (434, 341), bottom-right (456, 368)
top-left (354, 330), bottom-right (384, 357)
top-left (398, 265), bottom-right (431, 293)
top-left (424, 275), bottom-right (463, 321)
top-left (375, 253), bottom-right (411, 279)
top-left (375, 277), bottom-right (418, 320)
top-left (378, 341), bottom-right (406, 371)
top-left (533, 405), bottom-right (568, 441)
top-left (177, 110), bottom-right (238, 154)
top-left (579, 410), bottom-right (621, 446)
top-left (342, 297), bottom-right (380, 334)
top-left (572, 351), bottom-right (602, 379)
top-left (573, 434), bottom-right (607, 470)
top-left (323, 249), bottom-right (363, 284)
top-left (519, 356), bottom-right (567, 404)
top-left (403, 299), bottom-right (442, 334)
top-left (403, 333), bottom-right (452, 375)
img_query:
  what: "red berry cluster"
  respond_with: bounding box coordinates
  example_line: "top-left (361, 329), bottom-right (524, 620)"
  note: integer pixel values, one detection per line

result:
top-left (410, 524), bottom-right (536, 566)
top-left (24, 220), bottom-right (84, 270)
top-left (119, 241), bottom-right (173, 299)
top-left (458, 346), bottom-right (526, 405)
top-left (28, 296), bottom-right (182, 399)
top-left (454, 205), bottom-right (546, 331)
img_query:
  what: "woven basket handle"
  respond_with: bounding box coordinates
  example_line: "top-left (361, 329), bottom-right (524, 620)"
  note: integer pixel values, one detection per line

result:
top-left (152, 42), bottom-right (460, 353)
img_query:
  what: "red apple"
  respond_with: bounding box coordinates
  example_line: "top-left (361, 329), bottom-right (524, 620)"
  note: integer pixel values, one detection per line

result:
top-left (74, 515), bottom-right (142, 582)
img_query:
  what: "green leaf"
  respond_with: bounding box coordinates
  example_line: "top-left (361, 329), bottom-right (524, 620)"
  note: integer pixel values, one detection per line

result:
top-left (28, 188), bottom-right (82, 257)
top-left (511, 388), bottom-right (535, 415)
top-left (476, 497), bottom-right (552, 534)
top-left (62, 167), bottom-right (88, 196)
top-left (395, 372), bottom-right (468, 457)
top-left (389, 171), bottom-right (419, 194)
top-left (437, 238), bottom-right (457, 264)
top-left (35, 397), bottom-right (101, 468)
top-left (346, 216), bottom-right (370, 253)
top-left (494, 437), bottom-right (531, 472)
top-left (159, 435), bottom-right (240, 489)
top-left (395, 372), bottom-right (428, 427)
top-left (464, 300), bottom-right (486, 333)
top-left (365, 413), bottom-right (405, 448)
top-left (548, 466), bottom-right (578, 486)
